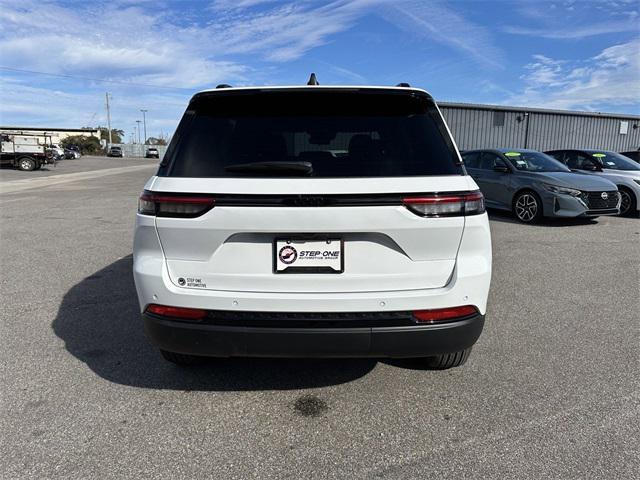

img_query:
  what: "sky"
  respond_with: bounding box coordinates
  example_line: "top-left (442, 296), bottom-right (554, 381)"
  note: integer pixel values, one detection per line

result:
top-left (0, 0), bottom-right (638, 141)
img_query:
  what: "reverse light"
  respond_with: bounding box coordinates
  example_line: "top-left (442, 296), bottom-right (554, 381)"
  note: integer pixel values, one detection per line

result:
top-left (138, 191), bottom-right (215, 217)
top-left (145, 304), bottom-right (207, 321)
top-left (413, 305), bottom-right (478, 323)
top-left (403, 191), bottom-right (484, 217)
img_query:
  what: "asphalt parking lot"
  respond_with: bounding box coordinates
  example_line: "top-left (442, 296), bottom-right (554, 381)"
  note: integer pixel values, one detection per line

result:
top-left (1, 157), bottom-right (639, 479)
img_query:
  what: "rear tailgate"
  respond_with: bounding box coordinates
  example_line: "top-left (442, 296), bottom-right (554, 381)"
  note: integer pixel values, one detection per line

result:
top-left (151, 176), bottom-right (473, 293)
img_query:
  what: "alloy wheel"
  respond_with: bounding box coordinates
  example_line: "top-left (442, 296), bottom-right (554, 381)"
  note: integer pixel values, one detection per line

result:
top-left (620, 190), bottom-right (631, 215)
top-left (515, 193), bottom-right (538, 222)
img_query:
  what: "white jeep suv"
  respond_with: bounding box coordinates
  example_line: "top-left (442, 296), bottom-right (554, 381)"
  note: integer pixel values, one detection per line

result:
top-left (133, 84), bottom-right (492, 368)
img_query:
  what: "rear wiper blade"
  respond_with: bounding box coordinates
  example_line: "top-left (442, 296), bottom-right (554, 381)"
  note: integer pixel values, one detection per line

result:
top-left (224, 161), bottom-right (313, 175)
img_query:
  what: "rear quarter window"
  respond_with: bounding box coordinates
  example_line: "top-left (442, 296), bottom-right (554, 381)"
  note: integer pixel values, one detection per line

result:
top-left (159, 90), bottom-right (462, 178)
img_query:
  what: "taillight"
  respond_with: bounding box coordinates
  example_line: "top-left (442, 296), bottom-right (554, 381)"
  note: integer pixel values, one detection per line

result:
top-left (413, 305), bottom-right (478, 323)
top-left (402, 191), bottom-right (484, 217)
top-left (145, 304), bottom-right (207, 321)
top-left (138, 191), bottom-right (215, 217)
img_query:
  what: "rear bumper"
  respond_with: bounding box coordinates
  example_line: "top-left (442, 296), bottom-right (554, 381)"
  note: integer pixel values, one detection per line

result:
top-left (143, 312), bottom-right (485, 358)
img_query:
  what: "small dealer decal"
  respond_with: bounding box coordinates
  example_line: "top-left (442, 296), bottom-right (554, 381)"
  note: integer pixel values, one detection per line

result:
top-left (178, 277), bottom-right (207, 288)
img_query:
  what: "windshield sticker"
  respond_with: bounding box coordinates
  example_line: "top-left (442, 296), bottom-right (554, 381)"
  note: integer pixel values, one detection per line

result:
top-left (592, 153), bottom-right (606, 157)
top-left (516, 160), bottom-right (526, 166)
top-left (504, 152), bottom-right (521, 157)
top-left (606, 161), bottom-right (616, 165)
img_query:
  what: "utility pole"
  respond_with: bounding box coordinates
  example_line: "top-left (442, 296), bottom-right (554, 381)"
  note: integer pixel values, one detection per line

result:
top-left (105, 92), bottom-right (113, 146)
top-left (136, 120), bottom-right (142, 145)
top-left (140, 109), bottom-right (148, 145)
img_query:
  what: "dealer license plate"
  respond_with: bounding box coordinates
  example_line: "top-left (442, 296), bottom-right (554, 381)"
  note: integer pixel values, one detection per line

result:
top-left (274, 239), bottom-right (343, 273)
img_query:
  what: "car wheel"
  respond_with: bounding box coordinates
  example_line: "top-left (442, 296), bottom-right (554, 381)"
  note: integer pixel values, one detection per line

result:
top-left (513, 191), bottom-right (542, 223)
top-left (17, 157), bottom-right (36, 171)
top-left (425, 348), bottom-right (472, 369)
top-left (618, 187), bottom-right (637, 217)
top-left (160, 349), bottom-right (204, 365)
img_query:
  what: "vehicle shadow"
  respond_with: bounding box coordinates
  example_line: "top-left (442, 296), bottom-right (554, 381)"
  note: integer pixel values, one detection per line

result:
top-left (487, 208), bottom-right (599, 227)
top-left (51, 256), bottom-right (376, 391)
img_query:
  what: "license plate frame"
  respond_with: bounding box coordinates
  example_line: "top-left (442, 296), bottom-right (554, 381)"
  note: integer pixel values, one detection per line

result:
top-left (273, 237), bottom-right (344, 274)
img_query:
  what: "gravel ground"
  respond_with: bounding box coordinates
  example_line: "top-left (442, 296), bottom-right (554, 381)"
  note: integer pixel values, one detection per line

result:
top-left (1, 158), bottom-right (638, 479)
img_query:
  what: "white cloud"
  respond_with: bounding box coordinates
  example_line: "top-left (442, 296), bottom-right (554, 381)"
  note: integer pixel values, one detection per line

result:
top-left (0, 0), bottom-right (504, 133)
top-left (209, 0), bottom-right (279, 11)
top-left (376, 0), bottom-right (504, 67)
top-left (0, 1), bottom-right (248, 88)
top-left (204, 1), bottom-right (365, 62)
top-left (504, 21), bottom-right (639, 39)
top-left (506, 0), bottom-right (639, 39)
top-left (504, 38), bottom-right (640, 111)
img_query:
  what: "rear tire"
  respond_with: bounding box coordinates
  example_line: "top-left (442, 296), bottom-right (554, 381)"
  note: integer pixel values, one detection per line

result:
top-left (160, 349), bottom-right (204, 365)
top-left (17, 156), bottom-right (36, 171)
top-left (618, 187), bottom-right (637, 217)
top-left (513, 190), bottom-right (543, 223)
top-left (425, 348), bottom-right (472, 369)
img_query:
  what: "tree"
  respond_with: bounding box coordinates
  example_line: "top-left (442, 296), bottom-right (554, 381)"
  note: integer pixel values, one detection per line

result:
top-left (146, 137), bottom-right (167, 146)
top-left (60, 135), bottom-right (102, 154)
top-left (98, 127), bottom-right (124, 144)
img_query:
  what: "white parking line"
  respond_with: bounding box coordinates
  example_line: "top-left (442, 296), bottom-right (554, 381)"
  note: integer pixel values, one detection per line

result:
top-left (0, 164), bottom-right (156, 194)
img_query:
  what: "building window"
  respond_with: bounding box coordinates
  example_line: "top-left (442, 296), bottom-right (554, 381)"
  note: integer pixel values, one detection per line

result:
top-left (493, 111), bottom-right (505, 127)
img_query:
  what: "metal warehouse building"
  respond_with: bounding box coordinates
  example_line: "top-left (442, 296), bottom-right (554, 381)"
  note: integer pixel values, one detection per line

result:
top-left (439, 102), bottom-right (640, 153)
top-left (0, 127), bottom-right (99, 144)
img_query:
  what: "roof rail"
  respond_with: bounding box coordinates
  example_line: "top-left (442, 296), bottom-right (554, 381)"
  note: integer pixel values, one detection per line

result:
top-left (307, 73), bottom-right (319, 86)
top-left (216, 84), bottom-right (232, 89)
top-left (396, 82), bottom-right (411, 87)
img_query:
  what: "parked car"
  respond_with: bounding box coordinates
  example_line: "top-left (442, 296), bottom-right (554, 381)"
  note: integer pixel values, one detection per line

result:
top-left (545, 149), bottom-right (640, 217)
top-left (46, 148), bottom-right (63, 163)
top-left (134, 83), bottom-right (492, 368)
top-left (64, 148), bottom-right (80, 159)
top-left (48, 143), bottom-right (65, 158)
top-left (620, 150), bottom-right (640, 163)
top-left (145, 147), bottom-right (159, 158)
top-left (461, 149), bottom-right (620, 222)
top-left (107, 146), bottom-right (124, 157)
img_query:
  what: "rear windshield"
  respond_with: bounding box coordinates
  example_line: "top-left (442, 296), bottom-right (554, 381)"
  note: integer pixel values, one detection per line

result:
top-left (159, 90), bottom-right (462, 178)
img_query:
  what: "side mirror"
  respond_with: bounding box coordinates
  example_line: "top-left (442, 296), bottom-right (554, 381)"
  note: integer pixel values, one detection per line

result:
top-left (493, 165), bottom-right (509, 173)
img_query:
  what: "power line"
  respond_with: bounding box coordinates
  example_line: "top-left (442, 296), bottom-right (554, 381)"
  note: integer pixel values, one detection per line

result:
top-left (0, 66), bottom-right (194, 91)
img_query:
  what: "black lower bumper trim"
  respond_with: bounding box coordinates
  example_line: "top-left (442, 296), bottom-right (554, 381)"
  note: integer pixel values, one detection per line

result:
top-left (143, 312), bottom-right (485, 358)
top-left (583, 208), bottom-right (619, 216)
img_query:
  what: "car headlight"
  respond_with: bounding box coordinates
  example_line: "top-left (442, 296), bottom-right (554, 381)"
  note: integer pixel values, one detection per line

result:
top-left (542, 184), bottom-right (582, 197)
